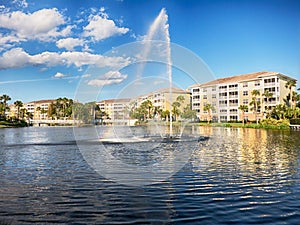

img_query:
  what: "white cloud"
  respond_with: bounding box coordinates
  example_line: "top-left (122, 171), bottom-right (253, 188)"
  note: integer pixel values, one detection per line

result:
top-left (0, 8), bottom-right (70, 41)
top-left (12, 0), bottom-right (28, 8)
top-left (0, 48), bottom-right (131, 69)
top-left (82, 74), bottom-right (91, 78)
top-left (83, 14), bottom-right (129, 41)
top-left (88, 71), bottom-right (127, 86)
top-left (56, 38), bottom-right (85, 51)
top-left (53, 72), bottom-right (66, 78)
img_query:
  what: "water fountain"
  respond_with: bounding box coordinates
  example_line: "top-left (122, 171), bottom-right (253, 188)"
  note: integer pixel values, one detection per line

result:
top-left (73, 8), bottom-right (213, 186)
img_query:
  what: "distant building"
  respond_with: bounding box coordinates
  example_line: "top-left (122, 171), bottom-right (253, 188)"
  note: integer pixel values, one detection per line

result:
top-left (26, 99), bottom-right (55, 120)
top-left (190, 71), bottom-right (297, 122)
top-left (97, 98), bottom-right (131, 125)
top-left (97, 87), bottom-right (191, 124)
top-left (7, 99), bottom-right (55, 120)
top-left (133, 87), bottom-right (191, 113)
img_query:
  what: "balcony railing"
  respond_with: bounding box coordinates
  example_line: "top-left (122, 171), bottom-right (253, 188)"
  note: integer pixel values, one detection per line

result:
top-left (264, 83), bottom-right (276, 87)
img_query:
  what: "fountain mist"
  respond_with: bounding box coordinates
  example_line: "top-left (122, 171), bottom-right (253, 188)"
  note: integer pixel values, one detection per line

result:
top-left (138, 8), bottom-right (173, 136)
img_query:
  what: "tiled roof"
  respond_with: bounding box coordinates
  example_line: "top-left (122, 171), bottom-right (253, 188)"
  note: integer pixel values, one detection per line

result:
top-left (200, 71), bottom-right (280, 87)
top-left (26, 99), bottom-right (56, 104)
top-left (98, 98), bottom-right (131, 104)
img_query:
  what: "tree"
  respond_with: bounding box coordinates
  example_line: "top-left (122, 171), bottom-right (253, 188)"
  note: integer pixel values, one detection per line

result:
top-left (262, 90), bottom-right (273, 117)
top-left (161, 110), bottom-right (170, 121)
top-left (250, 90), bottom-right (260, 124)
top-left (285, 80), bottom-right (296, 107)
top-left (203, 103), bottom-right (215, 124)
top-left (238, 104), bottom-right (248, 126)
top-left (0, 94), bottom-right (11, 119)
top-left (14, 100), bottom-right (23, 120)
top-left (171, 95), bottom-right (185, 121)
top-left (140, 100), bottom-right (153, 119)
top-left (153, 106), bottom-right (163, 119)
top-left (181, 104), bottom-right (197, 121)
top-left (172, 101), bottom-right (181, 121)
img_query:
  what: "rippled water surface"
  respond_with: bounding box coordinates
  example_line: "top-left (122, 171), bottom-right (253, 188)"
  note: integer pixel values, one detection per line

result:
top-left (0, 126), bottom-right (299, 224)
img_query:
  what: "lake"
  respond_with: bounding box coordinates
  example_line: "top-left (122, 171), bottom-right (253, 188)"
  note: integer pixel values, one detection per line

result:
top-left (0, 126), bottom-right (299, 224)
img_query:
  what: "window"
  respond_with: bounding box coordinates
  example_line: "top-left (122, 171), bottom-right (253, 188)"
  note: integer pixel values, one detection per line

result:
top-left (219, 100), bottom-right (227, 106)
top-left (203, 88), bottom-right (207, 92)
top-left (212, 87), bottom-right (216, 91)
top-left (219, 93), bottom-right (227, 99)
top-left (203, 95), bottom-right (207, 99)
top-left (243, 99), bottom-right (248, 105)
top-left (192, 88), bottom-right (200, 93)
top-left (230, 109), bottom-right (238, 114)
top-left (229, 99), bottom-right (238, 106)
top-left (243, 82), bottom-right (248, 87)
top-left (193, 95), bottom-right (200, 99)
top-left (243, 91), bottom-right (248, 96)
top-left (230, 115), bottom-right (238, 121)
top-left (255, 80), bottom-right (260, 86)
top-left (212, 94), bottom-right (216, 99)
top-left (220, 116), bottom-right (227, 122)
top-left (220, 109), bottom-right (227, 113)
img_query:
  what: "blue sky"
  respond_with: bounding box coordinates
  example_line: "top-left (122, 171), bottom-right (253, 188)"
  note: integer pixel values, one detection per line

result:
top-left (0, 0), bottom-right (299, 103)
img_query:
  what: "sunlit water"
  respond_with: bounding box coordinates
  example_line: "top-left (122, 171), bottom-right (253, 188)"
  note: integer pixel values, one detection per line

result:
top-left (0, 126), bottom-right (299, 224)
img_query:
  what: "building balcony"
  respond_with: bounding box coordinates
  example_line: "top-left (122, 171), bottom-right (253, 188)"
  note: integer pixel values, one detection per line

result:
top-left (219, 96), bottom-right (227, 99)
top-left (264, 83), bottom-right (276, 87)
top-left (219, 104), bottom-right (228, 108)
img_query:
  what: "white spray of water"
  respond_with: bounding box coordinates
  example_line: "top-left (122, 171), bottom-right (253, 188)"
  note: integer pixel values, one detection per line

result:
top-left (138, 8), bottom-right (173, 136)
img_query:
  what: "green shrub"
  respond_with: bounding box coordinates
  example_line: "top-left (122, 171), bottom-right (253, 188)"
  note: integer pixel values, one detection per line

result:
top-left (290, 118), bottom-right (300, 125)
top-left (260, 118), bottom-right (289, 126)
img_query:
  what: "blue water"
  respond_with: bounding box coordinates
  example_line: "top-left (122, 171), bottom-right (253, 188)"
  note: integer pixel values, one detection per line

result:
top-left (0, 126), bottom-right (299, 224)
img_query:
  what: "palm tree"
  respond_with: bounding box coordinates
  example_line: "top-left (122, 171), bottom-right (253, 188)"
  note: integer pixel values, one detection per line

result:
top-left (172, 101), bottom-right (181, 121)
top-left (203, 103), bottom-right (215, 124)
top-left (262, 90), bottom-right (273, 117)
top-left (285, 80), bottom-right (296, 107)
top-left (0, 94), bottom-right (11, 119)
top-left (250, 90), bottom-right (260, 124)
top-left (238, 104), bottom-right (248, 126)
top-left (14, 100), bottom-right (23, 120)
top-left (141, 100), bottom-right (153, 119)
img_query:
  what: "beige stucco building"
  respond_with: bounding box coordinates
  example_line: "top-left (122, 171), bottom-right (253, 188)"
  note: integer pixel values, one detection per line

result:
top-left (190, 71), bottom-right (297, 122)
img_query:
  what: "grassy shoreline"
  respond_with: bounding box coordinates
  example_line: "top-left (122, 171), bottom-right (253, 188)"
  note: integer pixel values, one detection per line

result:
top-left (0, 120), bottom-right (28, 128)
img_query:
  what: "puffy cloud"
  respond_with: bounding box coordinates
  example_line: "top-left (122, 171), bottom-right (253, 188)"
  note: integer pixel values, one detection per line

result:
top-left (0, 8), bottom-right (70, 41)
top-left (0, 48), bottom-right (131, 70)
top-left (53, 72), bottom-right (66, 78)
top-left (12, 0), bottom-right (28, 8)
top-left (56, 38), bottom-right (85, 51)
top-left (0, 48), bottom-right (30, 69)
top-left (83, 14), bottom-right (129, 41)
top-left (88, 71), bottom-right (127, 86)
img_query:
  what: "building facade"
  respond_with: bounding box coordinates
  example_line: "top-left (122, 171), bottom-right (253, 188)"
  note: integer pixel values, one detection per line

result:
top-left (97, 98), bottom-right (131, 124)
top-left (132, 87), bottom-right (191, 118)
top-left (98, 87), bottom-right (191, 124)
top-left (7, 99), bottom-right (55, 120)
top-left (191, 71), bottom-right (297, 122)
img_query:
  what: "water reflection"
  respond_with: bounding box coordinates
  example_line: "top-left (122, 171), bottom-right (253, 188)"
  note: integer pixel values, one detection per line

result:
top-left (0, 126), bottom-right (299, 224)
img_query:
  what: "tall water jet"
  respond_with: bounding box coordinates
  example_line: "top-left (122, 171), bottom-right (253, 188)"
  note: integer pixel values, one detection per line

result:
top-left (138, 8), bottom-right (173, 136)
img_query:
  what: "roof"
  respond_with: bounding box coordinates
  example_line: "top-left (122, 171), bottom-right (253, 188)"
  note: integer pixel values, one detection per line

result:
top-left (26, 99), bottom-right (56, 104)
top-left (194, 71), bottom-right (297, 88)
top-left (98, 98), bottom-right (131, 104)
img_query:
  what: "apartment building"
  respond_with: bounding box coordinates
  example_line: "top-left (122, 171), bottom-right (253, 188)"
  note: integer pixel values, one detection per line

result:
top-left (7, 99), bottom-right (55, 120)
top-left (27, 99), bottom-right (55, 120)
top-left (191, 71), bottom-right (297, 122)
top-left (98, 88), bottom-right (191, 124)
top-left (97, 98), bottom-right (131, 124)
top-left (133, 87), bottom-right (191, 116)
